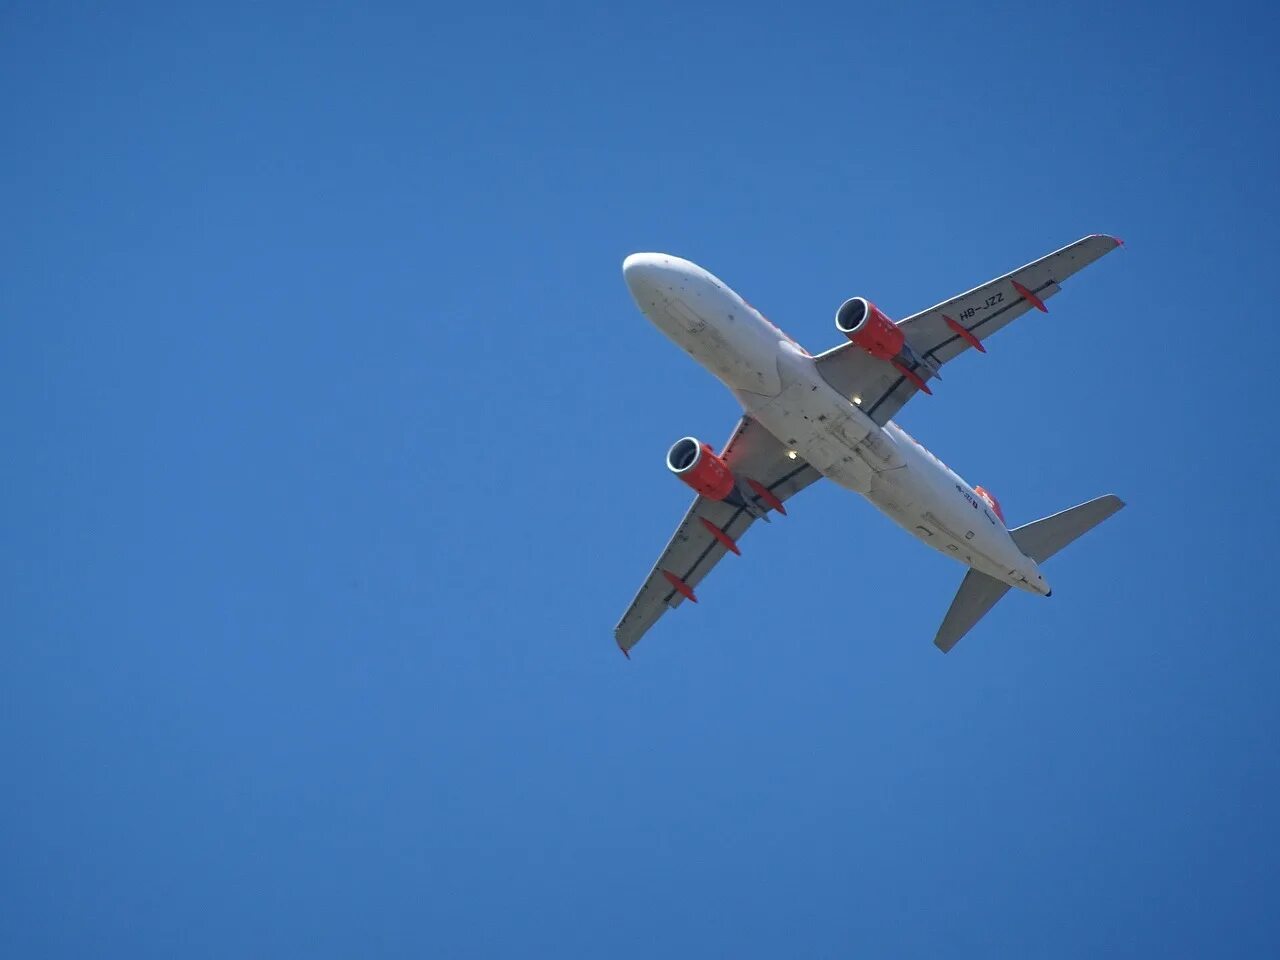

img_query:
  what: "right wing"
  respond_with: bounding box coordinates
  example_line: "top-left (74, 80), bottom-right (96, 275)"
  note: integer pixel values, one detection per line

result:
top-left (614, 417), bottom-right (821, 656)
top-left (813, 235), bottom-right (1123, 426)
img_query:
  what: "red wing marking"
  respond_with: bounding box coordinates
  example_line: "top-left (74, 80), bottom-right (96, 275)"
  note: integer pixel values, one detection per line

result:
top-left (699, 517), bottom-right (741, 555)
top-left (1011, 279), bottom-right (1048, 313)
top-left (745, 478), bottom-right (786, 515)
top-left (662, 570), bottom-right (698, 602)
top-left (892, 361), bottom-right (933, 395)
top-left (942, 313), bottom-right (986, 352)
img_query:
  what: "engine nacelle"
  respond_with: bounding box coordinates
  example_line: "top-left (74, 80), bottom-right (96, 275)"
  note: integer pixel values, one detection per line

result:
top-left (666, 437), bottom-right (736, 500)
top-left (835, 297), bottom-right (905, 360)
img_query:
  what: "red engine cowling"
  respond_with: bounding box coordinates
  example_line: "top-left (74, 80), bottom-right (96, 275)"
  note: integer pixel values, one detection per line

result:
top-left (666, 437), bottom-right (736, 500)
top-left (835, 297), bottom-right (905, 360)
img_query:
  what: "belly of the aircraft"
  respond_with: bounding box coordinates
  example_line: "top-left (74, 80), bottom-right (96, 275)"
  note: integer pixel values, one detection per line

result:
top-left (746, 375), bottom-right (904, 495)
top-left (745, 364), bottom-right (1010, 575)
top-left (664, 299), bottom-right (784, 396)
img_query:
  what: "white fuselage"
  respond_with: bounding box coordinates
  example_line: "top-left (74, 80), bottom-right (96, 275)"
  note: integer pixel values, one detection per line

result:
top-left (623, 252), bottom-right (1050, 596)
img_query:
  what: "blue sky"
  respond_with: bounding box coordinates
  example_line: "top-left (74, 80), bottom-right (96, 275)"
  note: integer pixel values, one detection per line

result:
top-left (3, 1), bottom-right (1278, 955)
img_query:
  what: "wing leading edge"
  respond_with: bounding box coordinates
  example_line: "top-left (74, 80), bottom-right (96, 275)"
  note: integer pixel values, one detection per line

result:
top-left (813, 234), bottom-right (1123, 427)
top-left (613, 417), bottom-right (821, 656)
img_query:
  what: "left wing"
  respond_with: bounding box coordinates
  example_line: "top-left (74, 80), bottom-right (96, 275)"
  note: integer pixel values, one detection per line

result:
top-left (814, 235), bottom-right (1123, 426)
top-left (614, 417), bottom-right (820, 656)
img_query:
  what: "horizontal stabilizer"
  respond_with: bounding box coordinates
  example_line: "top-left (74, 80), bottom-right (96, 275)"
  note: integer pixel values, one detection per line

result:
top-left (935, 569), bottom-right (1011, 653)
top-left (1010, 495), bottom-right (1126, 563)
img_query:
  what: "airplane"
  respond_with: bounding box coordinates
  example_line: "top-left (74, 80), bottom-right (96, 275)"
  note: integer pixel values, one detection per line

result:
top-left (614, 235), bottom-right (1126, 657)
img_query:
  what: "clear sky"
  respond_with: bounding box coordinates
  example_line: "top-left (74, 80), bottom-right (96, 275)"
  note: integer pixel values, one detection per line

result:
top-left (4, 1), bottom-right (1278, 956)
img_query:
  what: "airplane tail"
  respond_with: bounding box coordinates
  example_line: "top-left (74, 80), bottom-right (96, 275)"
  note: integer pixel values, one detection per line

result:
top-left (934, 569), bottom-right (1010, 653)
top-left (1008, 494), bottom-right (1126, 563)
top-left (933, 495), bottom-right (1125, 652)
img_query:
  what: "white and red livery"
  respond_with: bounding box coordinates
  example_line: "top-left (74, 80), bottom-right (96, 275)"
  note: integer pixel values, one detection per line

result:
top-left (615, 236), bottom-right (1125, 655)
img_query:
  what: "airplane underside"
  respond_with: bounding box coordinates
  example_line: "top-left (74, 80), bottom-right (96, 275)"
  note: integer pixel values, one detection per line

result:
top-left (613, 239), bottom-right (1126, 654)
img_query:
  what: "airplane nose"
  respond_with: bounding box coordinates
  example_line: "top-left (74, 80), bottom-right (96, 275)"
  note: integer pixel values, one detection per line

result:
top-left (623, 252), bottom-right (709, 318)
top-left (622, 252), bottom-right (656, 274)
top-left (622, 252), bottom-right (666, 293)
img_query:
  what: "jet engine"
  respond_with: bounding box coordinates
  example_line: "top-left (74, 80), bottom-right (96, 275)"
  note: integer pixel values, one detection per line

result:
top-left (835, 297), bottom-right (905, 360)
top-left (834, 297), bottom-right (937, 394)
top-left (666, 437), bottom-right (736, 500)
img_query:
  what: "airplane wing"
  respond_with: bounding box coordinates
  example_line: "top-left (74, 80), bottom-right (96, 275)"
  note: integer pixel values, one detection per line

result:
top-left (614, 416), bottom-right (821, 656)
top-left (813, 235), bottom-right (1123, 426)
